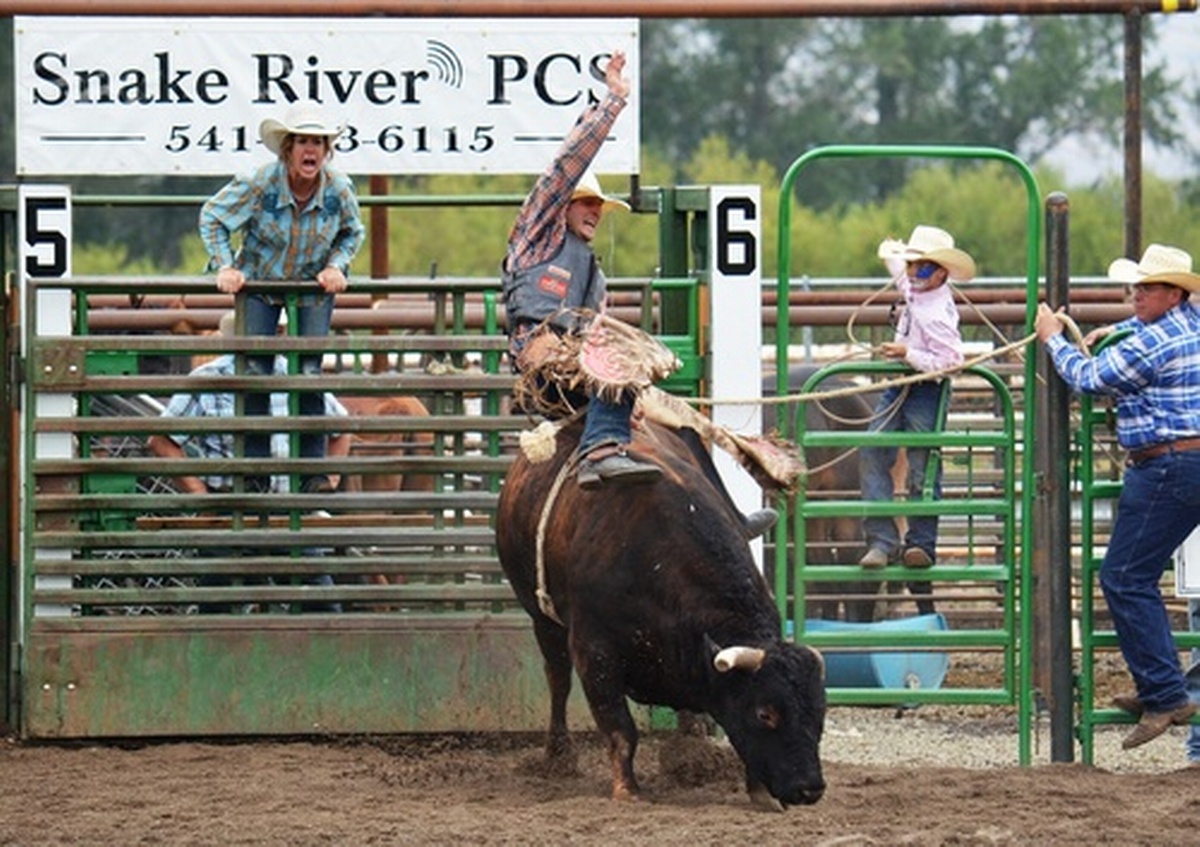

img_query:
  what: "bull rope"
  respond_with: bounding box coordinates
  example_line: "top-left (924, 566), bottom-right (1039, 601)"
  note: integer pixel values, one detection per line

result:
top-left (532, 453), bottom-right (579, 626)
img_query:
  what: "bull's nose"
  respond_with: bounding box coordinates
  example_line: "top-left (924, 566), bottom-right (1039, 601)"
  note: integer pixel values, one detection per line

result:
top-left (784, 783), bottom-right (825, 806)
top-left (797, 786), bottom-right (825, 805)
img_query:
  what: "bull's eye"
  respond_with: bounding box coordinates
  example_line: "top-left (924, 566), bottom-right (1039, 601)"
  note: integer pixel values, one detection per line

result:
top-left (756, 704), bottom-right (780, 729)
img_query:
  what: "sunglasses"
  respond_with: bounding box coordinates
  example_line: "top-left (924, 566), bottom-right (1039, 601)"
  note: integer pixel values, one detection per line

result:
top-left (907, 261), bottom-right (941, 280)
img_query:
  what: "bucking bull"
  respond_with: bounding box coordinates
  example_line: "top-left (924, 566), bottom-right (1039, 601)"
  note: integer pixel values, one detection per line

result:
top-left (497, 414), bottom-right (827, 809)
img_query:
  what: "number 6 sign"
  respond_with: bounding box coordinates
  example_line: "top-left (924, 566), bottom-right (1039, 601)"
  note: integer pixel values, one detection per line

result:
top-left (708, 185), bottom-right (764, 564)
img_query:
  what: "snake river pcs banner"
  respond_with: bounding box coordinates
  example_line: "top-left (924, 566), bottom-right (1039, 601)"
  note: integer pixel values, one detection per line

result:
top-left (13, 16), bottom-right (640, 177)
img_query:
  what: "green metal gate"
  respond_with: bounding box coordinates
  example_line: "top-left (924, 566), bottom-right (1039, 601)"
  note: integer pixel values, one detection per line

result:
top-left (771, 145), bottom-right (1040, 763)
top-left (11, 191), bottom-right (710, 739)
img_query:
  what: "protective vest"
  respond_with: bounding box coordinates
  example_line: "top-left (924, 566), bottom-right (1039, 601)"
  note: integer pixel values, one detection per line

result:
top-left (502, 232), bottom-right (604, 328)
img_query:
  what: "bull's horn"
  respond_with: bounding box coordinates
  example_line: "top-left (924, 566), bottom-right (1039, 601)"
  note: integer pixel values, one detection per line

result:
top-left (713, 646), bottom-right (766, 673)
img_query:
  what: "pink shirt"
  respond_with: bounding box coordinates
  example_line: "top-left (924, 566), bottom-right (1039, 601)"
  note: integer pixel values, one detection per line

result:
top-left (884, 258), bottom-right (964, 374)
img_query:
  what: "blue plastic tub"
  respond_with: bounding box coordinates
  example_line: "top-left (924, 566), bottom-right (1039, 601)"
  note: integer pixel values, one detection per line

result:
top-left (802, 613), bottom-right (950, 690)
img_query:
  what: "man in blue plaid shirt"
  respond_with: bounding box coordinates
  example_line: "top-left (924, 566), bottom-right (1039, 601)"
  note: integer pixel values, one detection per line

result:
top-left (1037, 243), bottom-right (1200, 751)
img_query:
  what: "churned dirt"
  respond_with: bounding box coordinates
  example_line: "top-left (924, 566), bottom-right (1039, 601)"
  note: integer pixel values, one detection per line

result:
top-left (1, 651), bottom-right (1194, 846)
top-left (0, 721), bottom-right (1196, 847)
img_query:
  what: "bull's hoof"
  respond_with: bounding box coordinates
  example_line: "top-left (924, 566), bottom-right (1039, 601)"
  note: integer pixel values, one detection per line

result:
top-left (543, 737), bottom-right (579, 777)
top-left (611, 783), bottom-right (642, 802)
top-left (748, 782), bottom-right (785, 813)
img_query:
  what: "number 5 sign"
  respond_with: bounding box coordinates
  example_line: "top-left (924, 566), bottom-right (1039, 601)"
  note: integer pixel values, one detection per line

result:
top-left (707, 186), bottom-right (764, 563)
top-left (19, 185), bottom-right (72, 280)
top-left (17, 185), bottom-right (73, 345)
top-left (18, 184), bottom-right (75, 616)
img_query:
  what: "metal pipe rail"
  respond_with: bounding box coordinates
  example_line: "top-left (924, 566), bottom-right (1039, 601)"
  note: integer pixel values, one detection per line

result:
top-left (10, 0), bottom-right (1196, 16)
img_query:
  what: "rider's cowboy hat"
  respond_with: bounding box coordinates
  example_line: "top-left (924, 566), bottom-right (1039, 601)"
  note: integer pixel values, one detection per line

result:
top-left (878, 225), bottom-right (977, 282)
top-left (1107, 243), bottom-right (1200, 294)
top-left (570, 170), bottom-right (630, 213)
top-left (259, 106), bottom-right (344, 155)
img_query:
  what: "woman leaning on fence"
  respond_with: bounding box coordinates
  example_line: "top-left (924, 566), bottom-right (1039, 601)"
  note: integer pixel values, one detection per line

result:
top-left (198, 105), bottom-right (365, 495)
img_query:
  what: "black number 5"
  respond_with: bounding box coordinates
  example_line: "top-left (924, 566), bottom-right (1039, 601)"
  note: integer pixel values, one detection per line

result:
top-left (24, 196), bottom-right (68, 278)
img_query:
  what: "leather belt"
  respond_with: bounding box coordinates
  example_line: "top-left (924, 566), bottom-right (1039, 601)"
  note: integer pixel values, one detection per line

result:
top-left (1127, 436), bottom-right (1200, 466)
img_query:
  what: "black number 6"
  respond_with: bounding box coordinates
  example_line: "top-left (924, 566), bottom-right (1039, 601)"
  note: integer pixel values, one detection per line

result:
top-left (715, 196), bottom-right (756, 276)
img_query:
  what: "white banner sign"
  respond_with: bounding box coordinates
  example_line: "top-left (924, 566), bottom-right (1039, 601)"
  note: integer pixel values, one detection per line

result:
top-left (14, 16), bottom-right (640, 177)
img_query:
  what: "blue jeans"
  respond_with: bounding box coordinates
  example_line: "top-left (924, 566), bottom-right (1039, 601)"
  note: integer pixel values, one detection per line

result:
top-left (1100, 450), bottom-right (1200, 713)
top-left (241, 294), bottom-right (333, 464)
top-left (859, 380), bottom-right (947, 559)
top-left (1187, 598), bottom-right (1200, 762)
top-left (579, 392), bottom-right (635, 455)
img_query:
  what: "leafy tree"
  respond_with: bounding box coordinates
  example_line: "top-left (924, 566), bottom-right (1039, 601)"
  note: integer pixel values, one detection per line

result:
top-left (641, 16), bottom-right (1181, 207)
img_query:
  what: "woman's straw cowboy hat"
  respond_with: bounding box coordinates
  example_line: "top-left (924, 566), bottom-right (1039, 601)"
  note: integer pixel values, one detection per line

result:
top-left (878, 224), bottom-right (977, 282)
top-left (570, 170), bottom-right (630, 213)
top-left (1108, 243), bottom-right (1200, 294)
top-left (259, 106), bottom-right (344, 155)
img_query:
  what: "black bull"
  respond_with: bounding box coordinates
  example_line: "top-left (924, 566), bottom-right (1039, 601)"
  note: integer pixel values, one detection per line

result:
top-left (763, 366), bottom-right (932, 621)
top-left (497, 417), bottom-right (826, 808)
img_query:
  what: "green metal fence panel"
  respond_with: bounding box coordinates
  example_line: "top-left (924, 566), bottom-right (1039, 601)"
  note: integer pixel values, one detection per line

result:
top-left (20, 271), bottom-right (702, 738)
top-left (772, 144), bottom-right (1040, 764)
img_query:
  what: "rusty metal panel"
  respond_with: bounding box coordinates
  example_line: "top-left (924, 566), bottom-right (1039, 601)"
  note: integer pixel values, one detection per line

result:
top-left (23, 618), bottom-right (593, 738)
top-left (31, 341), bottom-right (88, 389)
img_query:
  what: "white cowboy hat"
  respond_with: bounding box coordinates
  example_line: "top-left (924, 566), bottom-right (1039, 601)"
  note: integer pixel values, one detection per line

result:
top-left (877, 224), bottom-right (977, 282)
top-left (1107, 243), bottom-right (1200, 294)
top-left (259, 106), bottom-right (344, 155)
top-left (570, 170), bottom-right (630, 213)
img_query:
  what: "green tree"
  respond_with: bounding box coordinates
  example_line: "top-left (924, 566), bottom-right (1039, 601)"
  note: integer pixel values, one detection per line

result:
top-left (641, 16), bottom-right (1181, 207)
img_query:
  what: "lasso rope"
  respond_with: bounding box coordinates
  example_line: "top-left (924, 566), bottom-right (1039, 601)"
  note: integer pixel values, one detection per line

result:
top-left (677, 330), bottom-right (1039, 408)
top-left (511, 298), bottom-right (1100, 494)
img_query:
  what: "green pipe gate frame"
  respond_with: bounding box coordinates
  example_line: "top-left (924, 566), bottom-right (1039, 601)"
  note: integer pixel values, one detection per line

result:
top-left (773, 145), bottom-right (1040, 765)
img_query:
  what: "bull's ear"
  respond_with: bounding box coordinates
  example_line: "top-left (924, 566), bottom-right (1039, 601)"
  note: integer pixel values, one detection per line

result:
top-left (803, 645), bottom-right (826, 680)
top-left (703, 633), bottom-right (723, 662)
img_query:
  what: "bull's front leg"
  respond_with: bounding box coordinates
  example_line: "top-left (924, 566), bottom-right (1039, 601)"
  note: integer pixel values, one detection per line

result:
top-left (575, 654), bottom-right (640, 800)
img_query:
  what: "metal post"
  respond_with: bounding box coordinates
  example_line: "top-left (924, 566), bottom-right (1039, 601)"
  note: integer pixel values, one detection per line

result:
top-left (0, 190), bottom-right (15, 734)
top-left (369, 174), bottom-right (390, 374)
top-left (1123, 10), bottom-right (1143, 259)
top-left (1040, 192), bottom-right (1075, 762)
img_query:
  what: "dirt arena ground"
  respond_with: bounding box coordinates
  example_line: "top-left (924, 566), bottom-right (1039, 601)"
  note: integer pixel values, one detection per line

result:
top-left (1, 717), bottom-right (1196, 847)
top-left (2, 651), bottom-right (1195, 846)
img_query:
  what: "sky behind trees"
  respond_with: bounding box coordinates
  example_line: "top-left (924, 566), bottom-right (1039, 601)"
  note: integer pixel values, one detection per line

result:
top-left (1043, 11), bottom-right (1198, 182)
